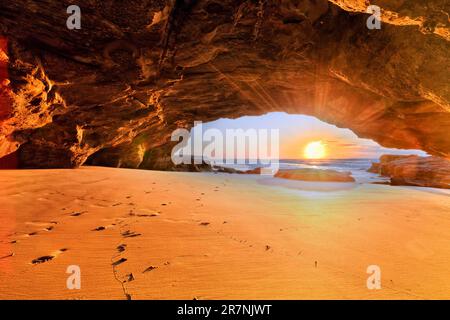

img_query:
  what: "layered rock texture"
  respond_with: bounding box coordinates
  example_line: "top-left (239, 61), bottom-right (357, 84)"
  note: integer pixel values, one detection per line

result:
top-left (0, 1), bottom-right (449, 169)
top-left (368, 154), bottom-right (450, 189)
top-left (275, 168), bottom-right (355, 182)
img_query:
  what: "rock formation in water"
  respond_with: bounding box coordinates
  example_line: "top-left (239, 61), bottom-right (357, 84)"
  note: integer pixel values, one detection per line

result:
top-left (368, 154), bottom-right (450, 189)
top-left (275, 168), bottom-right (355, 182)
top-left (0, 1), bottom-right (449, 169)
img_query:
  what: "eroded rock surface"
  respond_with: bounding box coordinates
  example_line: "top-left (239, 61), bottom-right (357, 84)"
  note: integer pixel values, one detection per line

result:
top-left (368, 154), bottom-right (450, 189)
top-left (0, 1), bottom-right (449, 169)
top-left (275, 168), bottom-right (355, 182)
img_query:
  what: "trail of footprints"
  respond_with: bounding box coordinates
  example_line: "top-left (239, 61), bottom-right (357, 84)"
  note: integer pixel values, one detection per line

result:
top-left (11, 186), bottom-right (314, 286)
top-left (8, 191), bottom-right (163, 265)
top-left (105, 198), bottom-right (166, 298)
top-left (110, 225), bottom-right (159, 301)
top-left (111, 228), bottom-right (158, 274)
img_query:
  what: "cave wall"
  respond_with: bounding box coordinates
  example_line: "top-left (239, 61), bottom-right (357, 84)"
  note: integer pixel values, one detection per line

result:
top-left (0, 0), bottom-right (449, 169)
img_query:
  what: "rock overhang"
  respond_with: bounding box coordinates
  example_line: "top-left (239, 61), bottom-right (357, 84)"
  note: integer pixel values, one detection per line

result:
top-left (0, 0), bottom-right (448, 169)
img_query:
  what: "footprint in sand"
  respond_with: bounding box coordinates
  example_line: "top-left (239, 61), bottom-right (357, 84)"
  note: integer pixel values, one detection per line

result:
top-left (32, 256), bottom-right (54, 264)
top-left (124, 273), bottom-right (134, 282)
top-left (121, 230), bottom-right (141, 238)
top-left (92, 222), bottom-right (117, 231)
top-left (112, 258), bottom-right (127, 266)
top-left (116, 244), bottom-right (127, 252)
top-left (70, 211), bottom-right (87, 217)
top-left (143, 266), bottom-right (157, 273)
top-left (136, 208), bottom-right (160, 215)
top-left (137, 213), bottom-right (159, 217)
top-left (31, 248), bottom-right (68, 265)
top-left (92, 226), bottom-right (106, 231)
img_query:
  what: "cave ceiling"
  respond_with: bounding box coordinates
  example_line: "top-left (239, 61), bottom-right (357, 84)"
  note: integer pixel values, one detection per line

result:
top-left (0, 0), bottom-right (449, 169)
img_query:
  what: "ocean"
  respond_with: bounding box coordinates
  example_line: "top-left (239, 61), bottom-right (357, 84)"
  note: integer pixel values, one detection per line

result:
top-left (220, 158), bottom-right (387, 183)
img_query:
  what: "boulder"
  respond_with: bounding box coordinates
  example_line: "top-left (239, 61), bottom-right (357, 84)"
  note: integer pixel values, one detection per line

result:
top-left (368, 155), bottom-right (450, 189)
top-left (274, 168), bottom-right (355, 182)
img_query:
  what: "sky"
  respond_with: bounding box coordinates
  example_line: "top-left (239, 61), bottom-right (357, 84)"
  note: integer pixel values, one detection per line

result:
top-left (188, 112), bottom-right (427, 160)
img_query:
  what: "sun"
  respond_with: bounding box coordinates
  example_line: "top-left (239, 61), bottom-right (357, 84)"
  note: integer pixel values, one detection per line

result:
top-left (303, 141), bottom-right (327, 159)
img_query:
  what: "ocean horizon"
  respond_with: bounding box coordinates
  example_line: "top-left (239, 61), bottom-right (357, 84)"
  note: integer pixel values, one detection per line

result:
top-left (215, 158), bottom-right (385, 183)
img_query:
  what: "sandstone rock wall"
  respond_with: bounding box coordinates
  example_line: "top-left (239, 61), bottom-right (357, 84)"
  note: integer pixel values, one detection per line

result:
top-left (368, 154), bottom-right (450, 189)
top-left (0, 1), bottom-right (449, 169)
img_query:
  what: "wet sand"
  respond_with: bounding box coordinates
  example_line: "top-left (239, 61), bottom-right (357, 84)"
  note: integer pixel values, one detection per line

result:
top-left (0, 167), bottom-right (450, 299)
